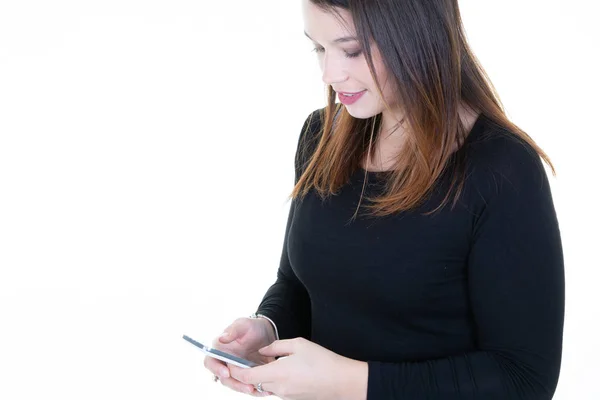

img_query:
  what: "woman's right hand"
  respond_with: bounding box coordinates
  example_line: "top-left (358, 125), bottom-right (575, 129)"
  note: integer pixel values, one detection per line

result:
top-left (203, 316), bottom-right (277, 396)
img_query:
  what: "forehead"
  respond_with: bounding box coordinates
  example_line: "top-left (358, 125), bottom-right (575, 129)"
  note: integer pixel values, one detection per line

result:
top-left (301, 1), bottom-right (356, 44)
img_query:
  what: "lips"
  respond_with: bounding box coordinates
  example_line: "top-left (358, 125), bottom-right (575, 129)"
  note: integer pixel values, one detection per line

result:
top-left (338, 90), bottom-right (366, 105)
top-left (338, 90), bottom-right (366, 95)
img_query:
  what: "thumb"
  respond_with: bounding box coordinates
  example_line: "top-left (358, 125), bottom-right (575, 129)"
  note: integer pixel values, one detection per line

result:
top-left (258, 339), bottom-right (294, 358)
top-left (218, 327), bottom-right (238, 344)
top-left (218, 320), bottom-right (249, 344)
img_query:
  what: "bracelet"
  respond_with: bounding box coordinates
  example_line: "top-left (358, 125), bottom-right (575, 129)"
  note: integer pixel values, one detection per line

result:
top-left (249, 312), bottom-right (280, 341)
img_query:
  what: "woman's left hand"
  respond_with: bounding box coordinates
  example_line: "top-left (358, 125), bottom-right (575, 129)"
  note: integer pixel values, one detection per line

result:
top-left (228, 337), bottom-right (367, 400)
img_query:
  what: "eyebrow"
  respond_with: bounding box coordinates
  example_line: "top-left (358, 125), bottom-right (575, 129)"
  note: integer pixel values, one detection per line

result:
top-left (303, 31), bottom-right (358, 44)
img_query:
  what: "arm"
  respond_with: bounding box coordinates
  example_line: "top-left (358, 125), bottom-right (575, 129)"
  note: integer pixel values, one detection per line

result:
top-left (253, 108), bottom-right (324, 340)
top-left (254, 197), bottom-right (312, 340)
top-left (348, 141), bottom-right (565, 399)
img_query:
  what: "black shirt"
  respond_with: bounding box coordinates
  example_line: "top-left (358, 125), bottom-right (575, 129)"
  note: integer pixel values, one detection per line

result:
top-left (256, 108), bottom-right (565, 399)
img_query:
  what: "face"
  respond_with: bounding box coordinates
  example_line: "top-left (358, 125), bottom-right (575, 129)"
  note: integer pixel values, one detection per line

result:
top-left (301, 0), bottom-right (402, 128)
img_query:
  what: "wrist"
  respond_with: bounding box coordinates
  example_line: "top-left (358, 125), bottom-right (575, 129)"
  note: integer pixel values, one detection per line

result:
top-left (336, 358), bottom-right (368, 400)
top-left (249, 313), bottom-right (278, 343)
top-left (258, 318), bottom-right (277, 343)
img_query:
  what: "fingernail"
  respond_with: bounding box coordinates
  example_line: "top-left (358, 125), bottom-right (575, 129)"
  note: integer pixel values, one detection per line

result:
top-left (221, 369), bottom-right (229, 378)
top-left (219, 332), bottom-right (229, 338)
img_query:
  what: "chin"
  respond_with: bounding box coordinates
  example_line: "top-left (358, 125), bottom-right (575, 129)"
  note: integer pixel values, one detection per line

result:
top-left (343, 105), bottom-right (380, 120)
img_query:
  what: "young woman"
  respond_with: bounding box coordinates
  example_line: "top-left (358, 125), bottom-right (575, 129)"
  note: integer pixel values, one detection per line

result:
top-left (204, 1), bottom-right (564, 399)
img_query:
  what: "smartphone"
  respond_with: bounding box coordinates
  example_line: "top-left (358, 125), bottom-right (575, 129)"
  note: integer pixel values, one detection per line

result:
top-left (182, 335), bottom-right (261, 369)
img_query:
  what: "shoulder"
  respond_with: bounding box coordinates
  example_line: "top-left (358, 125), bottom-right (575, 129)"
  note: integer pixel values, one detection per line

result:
top-left (463, 120), bottom-right (550, 202)
top-left (294, 106), bottom-right (328, 179)
top-left (297, 106), bottom-right (329, 148)
top-left (301, 106), bottom-right (325, 133)
top-left (297, 104), bottom-right (344, 142)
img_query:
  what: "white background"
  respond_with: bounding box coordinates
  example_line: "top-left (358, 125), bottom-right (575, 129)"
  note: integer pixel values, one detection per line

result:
top-left (0, 1), bottom-right (598, 399)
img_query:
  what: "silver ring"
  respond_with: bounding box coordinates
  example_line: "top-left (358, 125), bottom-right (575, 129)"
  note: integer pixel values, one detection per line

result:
top-left (256, 382), bottom-right (264, 393)
top-left (213, 374), bottom-right (219, 383)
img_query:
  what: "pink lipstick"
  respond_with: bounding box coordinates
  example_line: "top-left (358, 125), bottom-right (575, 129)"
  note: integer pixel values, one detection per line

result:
top-left (338, 90), bottom-right (366, 105)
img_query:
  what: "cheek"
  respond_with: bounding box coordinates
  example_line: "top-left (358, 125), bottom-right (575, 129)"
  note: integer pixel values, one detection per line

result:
top-left (367, 58), bottom-right (389, 92)
top-left (377, 67), bottom-right (399, 100)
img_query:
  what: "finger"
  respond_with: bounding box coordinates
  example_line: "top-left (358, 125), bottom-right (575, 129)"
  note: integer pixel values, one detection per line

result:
top-left (217, 376), bottom-right (257, 395)
top-left (203, 356), bottom-right (230, 379)
top-left (220, 370), bottom-right (274, 397)
top-left (229, 364), bottom-right (258, 384)
top-left (258, 338), bottom-right (296, 358)
top-left (218, 320), bottom-right (248, 344)
top-left (250, 383), bottom-right (274, 397)
top-left (229, 363), bottom-right (279, 388)
top-left (250, 389), bottom-right (274, 397)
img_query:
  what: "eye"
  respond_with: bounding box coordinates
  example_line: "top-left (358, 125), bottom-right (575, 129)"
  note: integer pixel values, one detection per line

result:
top-left (311, 47), bottom-right (362, 59)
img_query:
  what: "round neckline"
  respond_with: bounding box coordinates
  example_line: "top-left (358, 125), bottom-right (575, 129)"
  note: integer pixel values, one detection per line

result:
top-left (358, 112), bottom-right (487, 176)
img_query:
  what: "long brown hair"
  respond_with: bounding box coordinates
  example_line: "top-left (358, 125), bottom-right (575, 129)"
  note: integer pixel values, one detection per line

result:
top-left (291, 0), bottom-right (555, 219)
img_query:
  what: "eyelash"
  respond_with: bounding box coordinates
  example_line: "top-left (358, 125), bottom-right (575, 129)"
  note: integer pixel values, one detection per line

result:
top-left (312, 47), bottom-right (362, 59)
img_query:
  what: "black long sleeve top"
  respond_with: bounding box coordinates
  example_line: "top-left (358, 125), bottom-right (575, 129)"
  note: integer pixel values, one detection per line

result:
top-left (256, 107), bottom-right (565, 399)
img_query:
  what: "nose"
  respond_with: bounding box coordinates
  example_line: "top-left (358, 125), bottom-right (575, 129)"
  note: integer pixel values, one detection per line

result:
top-left (321, 53), bottom-right (348, 86)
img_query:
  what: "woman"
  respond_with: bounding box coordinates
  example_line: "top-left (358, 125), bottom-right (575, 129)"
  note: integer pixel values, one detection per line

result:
top-left (204, 0), bottom-right (564, 399)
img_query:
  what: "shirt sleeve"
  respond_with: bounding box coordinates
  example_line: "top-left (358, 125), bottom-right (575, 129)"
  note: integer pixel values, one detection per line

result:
top-left (367, 138), bottom-right (565, 399)
top-left (254, 108), bottom-right (323, 341)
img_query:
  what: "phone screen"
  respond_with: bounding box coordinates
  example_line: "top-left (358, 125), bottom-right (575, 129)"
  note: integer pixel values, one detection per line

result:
top-left (182, 335), bottom-right (260, 368)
